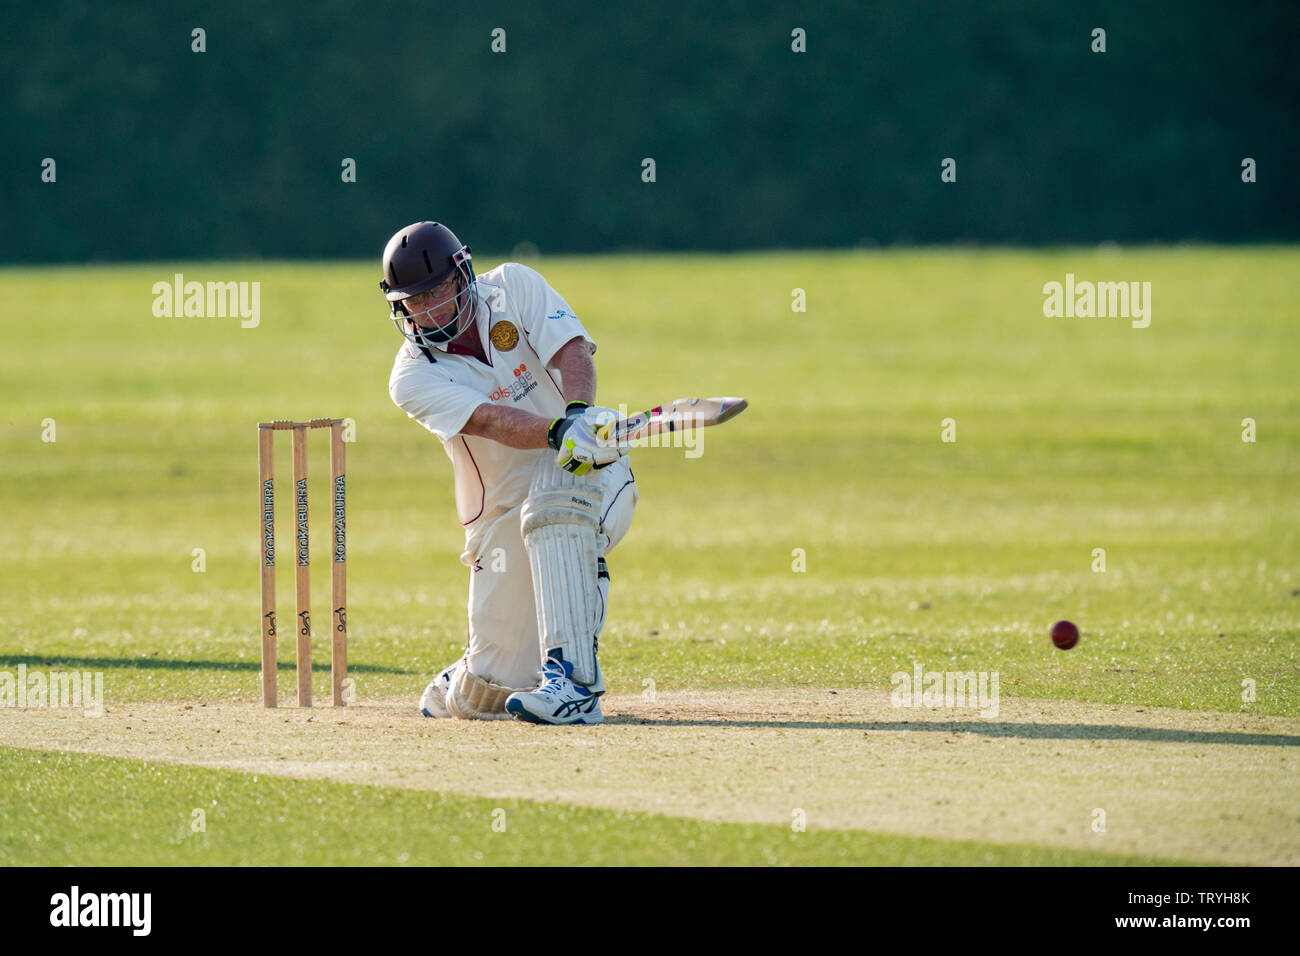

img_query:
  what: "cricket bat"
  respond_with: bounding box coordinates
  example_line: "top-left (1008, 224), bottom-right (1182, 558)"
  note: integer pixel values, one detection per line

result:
top-left (597, 396), bottom-right (748, 443)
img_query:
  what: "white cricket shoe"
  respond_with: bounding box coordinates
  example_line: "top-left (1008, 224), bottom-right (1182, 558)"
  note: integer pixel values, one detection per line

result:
top-left (505, 658), bottom-right (603, 725)
top-left (418, 658), bottom-right (464, 719)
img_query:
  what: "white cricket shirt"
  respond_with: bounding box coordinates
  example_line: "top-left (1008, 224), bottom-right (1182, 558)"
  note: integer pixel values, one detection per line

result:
top-left (388, 262), bottom-right (595, 554)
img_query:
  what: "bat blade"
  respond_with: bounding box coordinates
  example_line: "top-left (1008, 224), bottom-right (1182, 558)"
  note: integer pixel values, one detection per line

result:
top-left (600, 397), bottom-right (748, 443)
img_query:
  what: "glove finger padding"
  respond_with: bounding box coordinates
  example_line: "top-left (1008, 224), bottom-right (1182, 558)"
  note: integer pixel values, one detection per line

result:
top-left (555, 418), bottom-right (622, 475)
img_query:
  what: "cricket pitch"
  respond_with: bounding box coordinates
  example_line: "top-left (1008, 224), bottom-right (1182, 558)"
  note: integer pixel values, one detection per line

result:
top-left (1, 689), bottom-right (1295, 865)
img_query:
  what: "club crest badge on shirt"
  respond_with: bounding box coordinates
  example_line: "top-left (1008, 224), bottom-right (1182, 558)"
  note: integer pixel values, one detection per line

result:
top-left (489, 320), bottom-right (520, 351)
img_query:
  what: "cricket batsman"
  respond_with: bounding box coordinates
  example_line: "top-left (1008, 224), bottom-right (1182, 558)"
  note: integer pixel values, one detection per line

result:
top-left (384, 221), bottom-right (637, 725)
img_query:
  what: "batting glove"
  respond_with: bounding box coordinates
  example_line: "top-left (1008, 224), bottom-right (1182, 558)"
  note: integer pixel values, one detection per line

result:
top-left (548, 402), bottom-right (622, 475)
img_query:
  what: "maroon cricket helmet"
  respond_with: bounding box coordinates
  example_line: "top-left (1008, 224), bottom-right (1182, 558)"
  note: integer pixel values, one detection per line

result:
top-left (379, 221), bottom-right (478, 347)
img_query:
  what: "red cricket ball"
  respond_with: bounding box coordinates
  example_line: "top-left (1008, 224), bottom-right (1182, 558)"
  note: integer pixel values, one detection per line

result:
top-left (1051, 619), bottom-right (1080, 650)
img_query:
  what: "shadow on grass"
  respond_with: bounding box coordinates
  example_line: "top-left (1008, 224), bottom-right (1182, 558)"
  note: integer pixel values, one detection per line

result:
top-left (606, 715), bottom-right (1300, 747)
top-left (0, 655), bottom-right (411, 675)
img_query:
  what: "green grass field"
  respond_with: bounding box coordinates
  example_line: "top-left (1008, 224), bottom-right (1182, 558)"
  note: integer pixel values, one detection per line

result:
top-left (1, 247), bottom-right (1297, 865)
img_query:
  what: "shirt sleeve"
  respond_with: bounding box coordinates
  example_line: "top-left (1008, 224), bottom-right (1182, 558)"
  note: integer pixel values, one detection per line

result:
top-left (388, 350), bottom-right (487, 442)
top-left (501, 262), bottom-right (595, 367)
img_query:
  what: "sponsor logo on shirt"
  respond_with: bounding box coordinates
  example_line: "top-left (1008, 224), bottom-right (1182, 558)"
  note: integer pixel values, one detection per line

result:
top-left (488, 363), bottom-right (539, 403)
top-left (546, 309), bottom-right (575, 322)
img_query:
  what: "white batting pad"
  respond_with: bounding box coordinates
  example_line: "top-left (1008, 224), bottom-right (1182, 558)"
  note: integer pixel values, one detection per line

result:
top-left (446, 666), bottom-right (517, 720)
top-left (520, 457), bottom-right (602, 686)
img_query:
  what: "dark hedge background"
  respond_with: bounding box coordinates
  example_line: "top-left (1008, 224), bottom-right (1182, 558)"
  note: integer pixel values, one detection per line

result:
top-left (4, 0), bottom-right (1297, 261)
